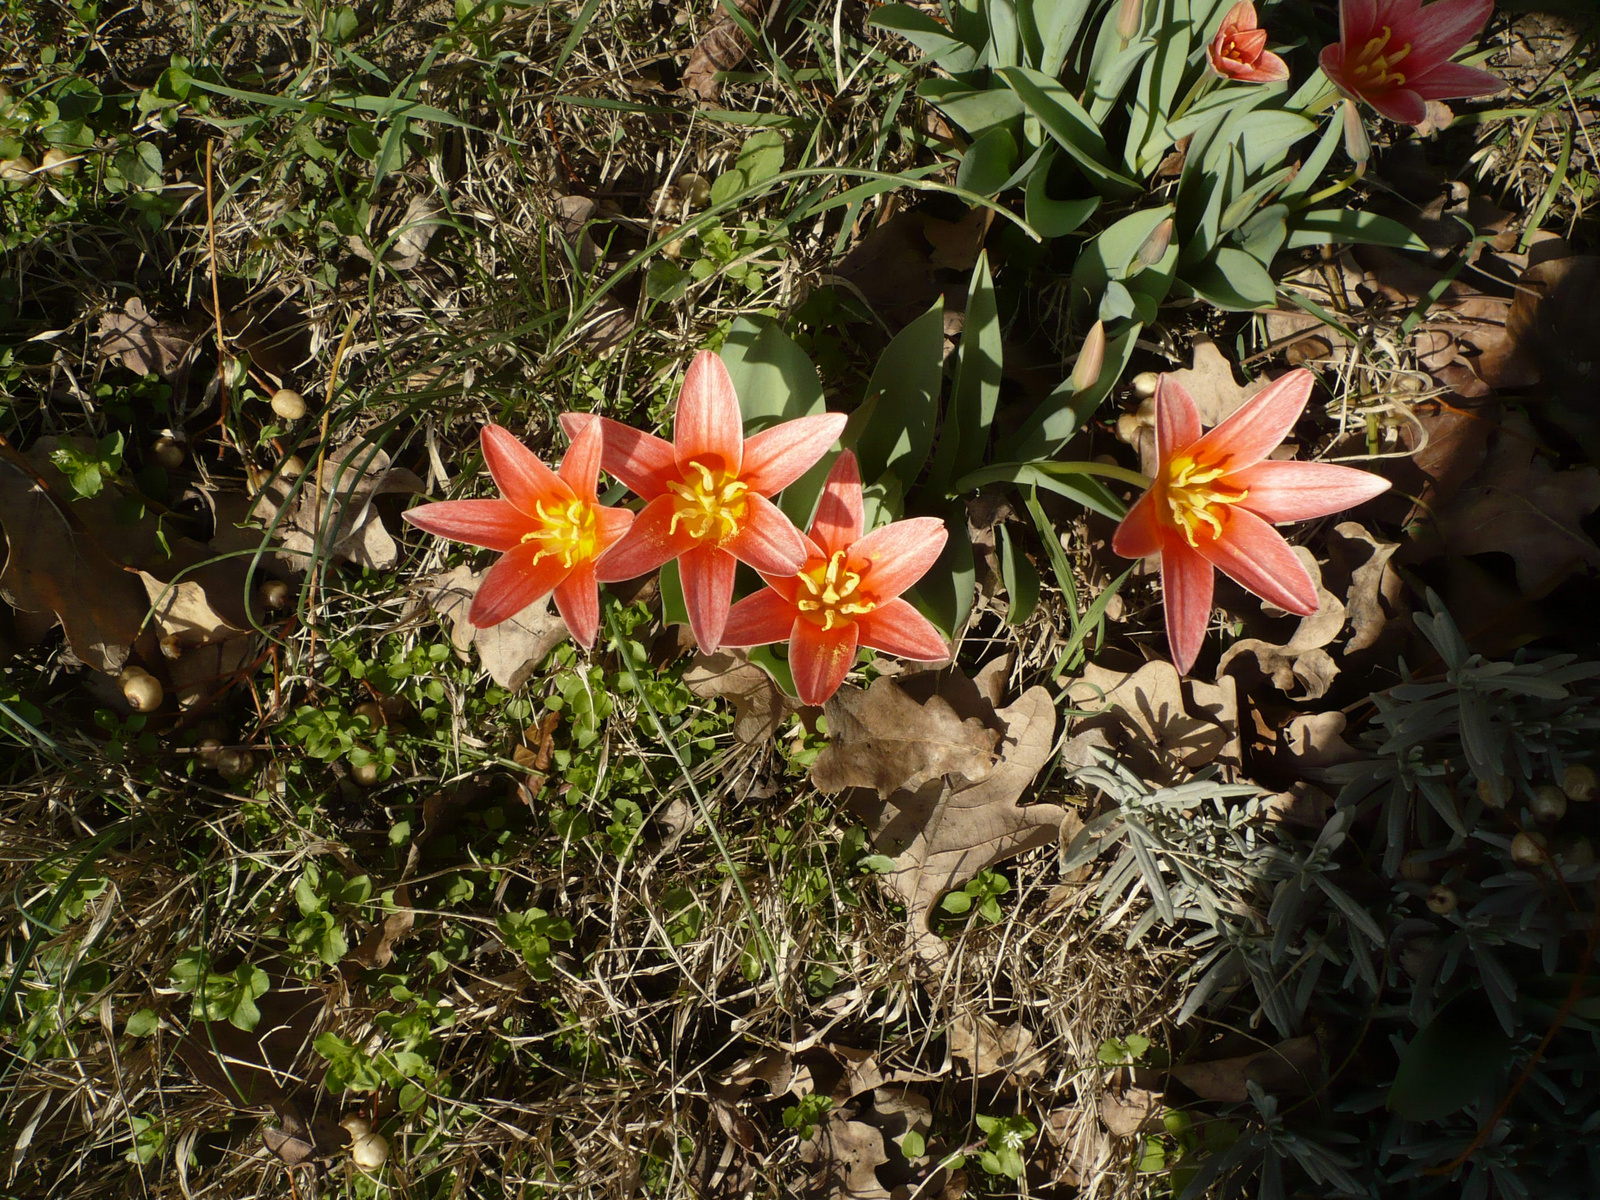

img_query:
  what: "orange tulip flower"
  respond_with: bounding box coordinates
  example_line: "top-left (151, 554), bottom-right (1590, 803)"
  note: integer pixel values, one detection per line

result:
top-left (401, 421), bottom-right (634, 648)
top-left (563, 351), bottom-right (847, 653)
top-left (1111, 370), bottom-right (1390, 674)
top-left (1320, 0), bottom-right (1500, 126)
top-left (720, 452), bottom-right (949, 706)
top-left (1208, 1), bottom-right (1290, 83)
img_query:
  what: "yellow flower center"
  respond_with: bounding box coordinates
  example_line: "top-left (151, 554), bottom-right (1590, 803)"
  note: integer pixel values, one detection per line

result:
top-left (521, 496), bottom-right (599, 568)
top-left (666, 459), bottom-right (750, 544)
top-left (795, 550), bottom-right (878, 631)
top-left (1162, 456), bottom-right (1249, 549)
top-left (1218, 33), bottom-right (1249, 64)
top-left (1349, 25), bottom-right (1410, 88)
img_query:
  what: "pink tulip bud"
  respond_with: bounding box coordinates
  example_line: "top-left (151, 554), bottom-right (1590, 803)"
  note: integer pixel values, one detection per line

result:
top-left (1116, 0), bottom-right (1142, 43)
top-left (1132, 218), bottom-right (1173, 272)
top-left (1072, 321), bottom-right (1107, 392)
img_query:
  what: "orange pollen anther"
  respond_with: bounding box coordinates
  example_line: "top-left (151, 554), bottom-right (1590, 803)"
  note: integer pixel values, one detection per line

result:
top-left (667, 460), bottom-right (750, 543)
top-left (521, 496), bottom-right (599, 568)
top-left (1162, 456), bottom-right (1249, 549)
top-left (795, 550), bottom-right (877, 631)
top-left (1349, 25), bottom-right (1410, 87)
top-left (1219, 34), bottom-right (1246, 62)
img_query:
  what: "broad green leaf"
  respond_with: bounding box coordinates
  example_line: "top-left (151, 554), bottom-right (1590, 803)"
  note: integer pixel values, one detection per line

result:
top-left (986, 0), bottom-right (1022, 68)
top-left (918, 79), bottom-right (1025, 137)
top-left (998, 66), bottom-right (1139, 196)
top-left (853, 299), bottom-right (944, 483)
top-left (1279, 108), bottom-right (1344, 200)
top-left (1125, 19), bottom-right (1192, 176)
top-left (928, 252), bottom-right (1002, 490)
top-left (956, 126), bottom-right (1019, 196)
top-left (999, 322), bottom-right (1140, 460)
top-left (1387, 997), bottom-right (1514, 1122)
top-left (871, 4), bottom-right (982, 73)
top-left (1236, 201), bottom-right (1289, 264)
top-left (1181, 246), bottom-right (1276, 310)
top-left (1083, 8), bottom-right (1154, 122)
top-left (956, 461), bottom-right (1128, 518)
top-left (1238, 110), bottom-right (1317, 175)
top-left (719, 317), bottom-right (825, 431)
top-left (999, 522), bottom-right (1039, 624)
top-left (1036, 0), bottom-right (1094, 76)
top-left (659, 560), bottom-right (690, 629)
top-left (906, 503), bottom-right (976, 637)
top-left (1025, 156), bottom-right (1100, 236)
top-left (1286, 209), bottom-right (1429, 252)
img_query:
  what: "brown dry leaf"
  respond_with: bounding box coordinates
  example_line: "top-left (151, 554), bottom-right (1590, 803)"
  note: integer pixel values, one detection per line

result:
top-left (1217, 548), bottom-right (1344, 699)
top-left (812, 675), bottom-right (999, 798)
top-left (845, 683), bottom-right (1062, 960)
top-left (684, 650), bottom-right (797, 744)
top-left (378, 191), bottom-right (447, 272)
top-left (1167, 1035), bottom-right (1322, 1103)
top-left (1065, 661), bottom-right (1231, 774)
top-left (1044, 1104), bottom-right (1114, 1188)
top-left (0, 446), bottom-right (149, 673)
top-left (1477, 256), bottom-right (1600, 390)
top-left (95, 296), bottom-right (197, 378)
top-left (1434, 413), bottom-right (1600, 593)
top-left (1164, 335), bottom-right (1269, 426)
top-left (1099, 1086), bottom-right (1163, 1137)
top-left (262, 1102), bottom-right (345, 1167)
top-left (1328, 522), bottom-right (1402, 653)
top-left (682, 0), bottom-right (775, 102)
top-left (173, 984), bottom-right (328, 1109)
top-left (349, 889), bottom-right (416, 969)
top-left (947, 1014), bottom-right (1048, 1085)
top-left (256, 440), bottom-right (424, 572)
top-left (1264, 782), bottom-right (1335, 828)
top-left (800, 1112), bottom-right (891, 1200)
top-left (423, 565), bottom-right (568, 691)
top-left (1280, 710), bottom-right (1363, 769)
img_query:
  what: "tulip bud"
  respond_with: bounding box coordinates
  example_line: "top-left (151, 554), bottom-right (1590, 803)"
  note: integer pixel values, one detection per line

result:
top-left (1071, 321), bottom-right (1106, 392)
top-left (1342, 99), bottom-right (1369, 175)
top-left (1131, 219), bottom-right (1173, 272)
top-left (1116, 0), bottom-right (1142, 44)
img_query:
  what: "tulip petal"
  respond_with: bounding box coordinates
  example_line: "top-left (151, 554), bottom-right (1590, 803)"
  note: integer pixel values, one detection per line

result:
top-left (674, 351), bottom-right (744, 478)
top-left (723, 492), bottom-right (809, 576)
top-left (1187, 369), bottom-right (1314, 472)
top-left (680, 542), bottom-right (737, 652)
top-left (593, 495), bottom-right (696, 582)
top-left (1195, 508), bottom-right (1318, 615)
top-left (1231, 27), bottom-right (1268, 56)
top-left (791, 618), bottom-right (860, 706)
top-left (857, 599), bottom-right (949, 661)
top-left (481, 424), bottom-right (572, 515)
top-left (469, 544), bottom-right (570, 627)
top-left (1395, 0), bottom-right (1492, 65)
top-left (1156, 375), bottom-right (1203, 459)
top-left (1231, 460), bottom-right (1391, 522)
top-left (1242, 50), bottom-right (1290, 82)
top-left (594, 504), bottom-right (636, 555)
top-left (403, 499), bottom-right (531, 551)
top-left (740, 412), bottom-right (850, 496)
top-left (850, 517), bottom-right (949, 601)
top-left (1339, 0), bottom-right (1380, 45)
top-left (1160, 540), bottom-right (1215, 675)
top-left (757, 571), bottom-right (803, 604)
top-left (1112, 489), bottom-right (1165, 559)
top-left (1411, 60), bottom-right (1503, 101)
top-left (1364, 86), bottom-right (1429, 125)
top-left (557, 415), bottom-right (604, 498)
top-left (721, 587), bottom-right (801, 648)
top-left (553, 559), bottom-right (599, 648)
top-left (808, 452), bottom-right (864, 552)
top-left (560, 413), bottom-right (678, 499)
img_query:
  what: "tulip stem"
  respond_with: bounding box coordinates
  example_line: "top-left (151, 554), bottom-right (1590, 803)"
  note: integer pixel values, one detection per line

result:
top-left (604, 607), bottom-right (779, 983)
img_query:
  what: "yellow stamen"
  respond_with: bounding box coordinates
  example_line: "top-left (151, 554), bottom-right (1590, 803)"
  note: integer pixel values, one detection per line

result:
top-left (521, 496), bottom-right (599, 568)
top-left (1162, 456), bottom-right (1249, 549)
top-left (795, 550), bottom-right (877, 631)
top-left (666, 459), bottom-right (750, 544)
top-left (1349, 25), bottom-right (1410, 87)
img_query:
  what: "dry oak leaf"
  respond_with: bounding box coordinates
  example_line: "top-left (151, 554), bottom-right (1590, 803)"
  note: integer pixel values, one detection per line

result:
top-left (845, 683), bottom-right (1063, 962)
top-left (1099, 1086), bottom-right (1164, 1137)
top-left (1328, 521), bottom-right (1402, 654)
top-left (95, 295), bottom-right (197, 379)
top-left (684, 649), bottom-right (797, 745)
top-left (1164, 335), bottom-right (1270, 427)
top-left (812, 674), bottom-right (999, 798)
top-left (682, 0), bottom-right (775, 102)
top-left (0, 446), bottom-right (148, 674)
top-left (1217, 548), bottom-right (1345, 700)
top-left (799, 1112), bottom-right (891, 1200)
top-left (947, 1013), bottom-right (1049, 1085)
top-left (423, 565), bottom-right (568, 691)
top-left (1433, 413), bottom-right (1600, 593)
top-left (1166, 1035), bottom-right (1322, 1103)
top-left (254, 440), bottom-right (424, 572)
top-left (1065, 661), bottom-right (1231, 774)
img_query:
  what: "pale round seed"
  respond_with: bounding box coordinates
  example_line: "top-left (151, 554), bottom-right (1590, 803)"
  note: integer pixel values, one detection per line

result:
top-left (350, 760), bottom-right (381, 788)
top-left (350, 1132), bottom-right (389, 1170)
top-left (260, 580), bottom-right (291, 609)
top-left (1424, 884), bottom-right (1457, 915)
top-left (122, 671), bottom-right (164, 711)
top-left (270, 389), bottom-right (307, 420)
top-left (152, 437), bottom-right (184, 469)
top-left (1130, 371), bottom-right (1160, 399)
top-left (1563, 763), bottom-right (1596, 802)
top-left (1511, 831), bottom-right (1549, 868)
top-left (1531, 785), bottom-right (1567, 824)
top-left (41, 147), bottom-right (77, 177)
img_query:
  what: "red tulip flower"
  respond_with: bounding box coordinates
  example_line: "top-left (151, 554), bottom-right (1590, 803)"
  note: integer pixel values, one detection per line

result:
top-left (720, 452), bottom-right (949, 706)
top-left (401, 421), bottom-right (634, 647)
top-left (1111, 371), bottom-right (1390, 674)
top-left (1320, 0), bottom-right (1500, 126)
top-left (1208, 1), bottom-right (1290, 83)
top-left (562, 351), bottom-right (847, 653)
